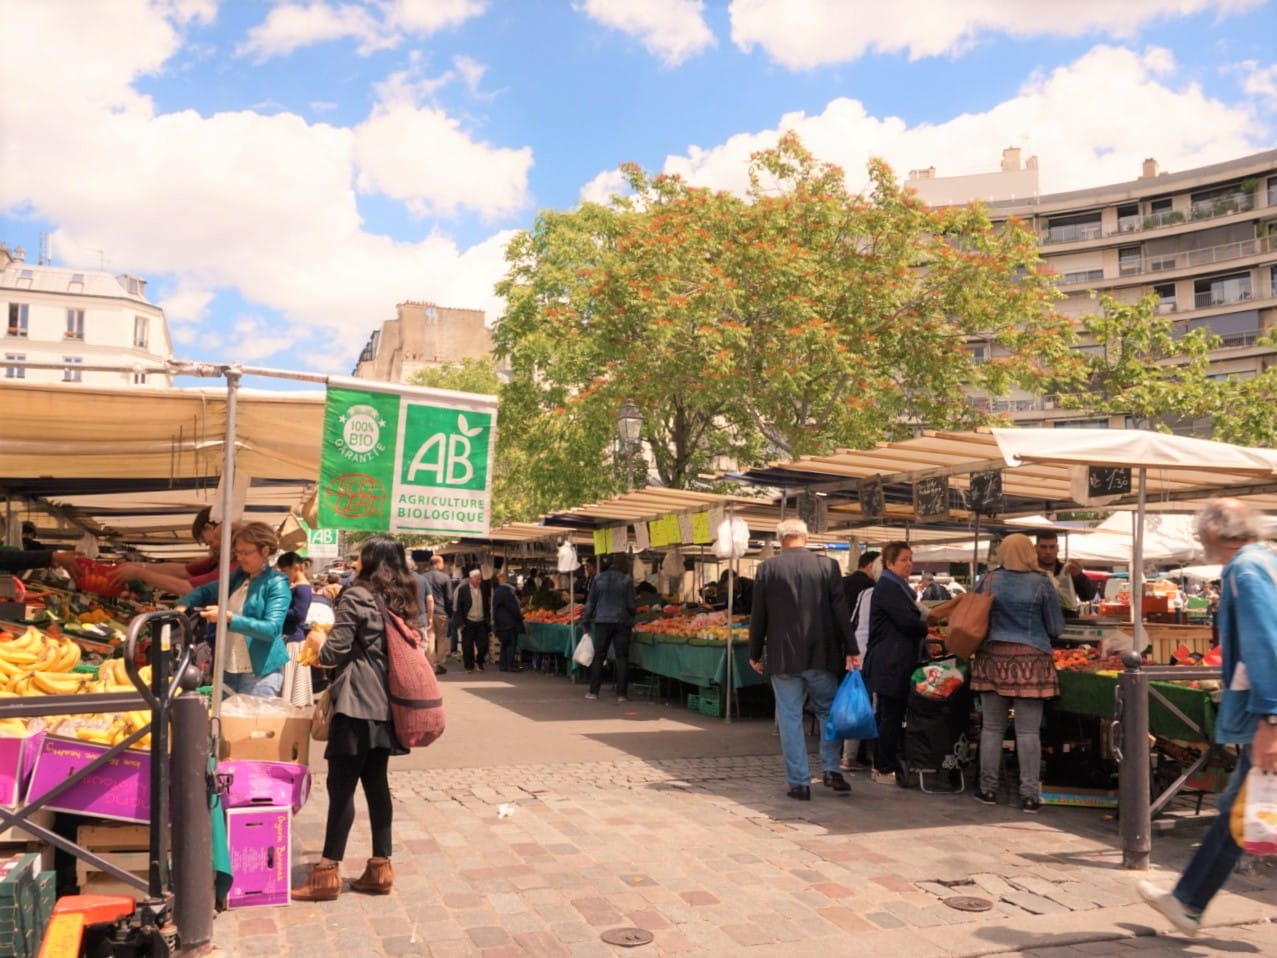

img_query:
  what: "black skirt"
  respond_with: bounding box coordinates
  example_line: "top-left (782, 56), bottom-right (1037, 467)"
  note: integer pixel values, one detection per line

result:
top-left (324, 711), bottom-right (407, 759)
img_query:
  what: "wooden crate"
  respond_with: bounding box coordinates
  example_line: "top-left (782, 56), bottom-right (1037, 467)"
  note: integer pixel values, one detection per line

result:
top-left (74, 823), bottom-right (163, 889)
top-left (1115, 623), bottom-right (1213, 664)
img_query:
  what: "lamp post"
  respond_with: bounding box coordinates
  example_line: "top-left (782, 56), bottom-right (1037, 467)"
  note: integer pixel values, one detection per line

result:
top-left (617, 402), bottom-right (643, 492)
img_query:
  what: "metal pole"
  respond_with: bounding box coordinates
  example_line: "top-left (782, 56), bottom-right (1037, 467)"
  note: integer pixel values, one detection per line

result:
top-left (1131, 469), bottom-right (1148, 655)
top-left (724, 505), bottom-right (735, 725)
top-left (171, 691), bottom-right (213, 947)
top-left (210, 368), bottom-right (241, 718)
top-left (1118, 652), bottom-right (1152, 869)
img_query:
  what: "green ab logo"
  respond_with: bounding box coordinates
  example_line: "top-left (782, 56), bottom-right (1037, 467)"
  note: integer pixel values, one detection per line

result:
top-left (406, 412), bottom-right (486, 487)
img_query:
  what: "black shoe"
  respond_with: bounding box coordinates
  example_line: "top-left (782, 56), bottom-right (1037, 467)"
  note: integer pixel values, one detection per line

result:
top-left (822, 771), bottom-right (851, 793)
top-left (974, 789), bottom-right (998, 805)
top-left (1021, 796), bottom-right (1042, 814)
top-left (786, 785), bottom-right (811, 801)
top-left (435, 666), bottom-right (447, 675)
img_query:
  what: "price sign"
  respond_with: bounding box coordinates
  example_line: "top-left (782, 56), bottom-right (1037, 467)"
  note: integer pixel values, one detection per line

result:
top-left (307, 526), bottom-right (340, 560)
top-left (859, 477), bottom-right (885, 519)
top-left (913, 475), bottom-right (950, 523)
top-left (1088, 466), bottom-right (1132, 497)
top-left (797, 492), bottom-right (828, 534)
top-left (967, 469), bottom-right (1004, 516)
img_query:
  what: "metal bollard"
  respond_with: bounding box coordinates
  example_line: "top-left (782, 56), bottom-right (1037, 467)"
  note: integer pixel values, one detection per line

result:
top-left (1117, 652), bottom-right (1151, 870)
top-left (171, 691), bottom-right (214, 947)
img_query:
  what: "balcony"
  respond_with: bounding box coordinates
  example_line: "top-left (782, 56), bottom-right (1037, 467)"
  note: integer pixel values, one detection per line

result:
top-left (1112, 235), bottom-right (1273, 279)
top-left (1188, 191), bottom-right (1255, 221)
top-left (1194, 286), bottom-right (1254, 309)
top-left (1042, 222), bottom-right (1102, 245)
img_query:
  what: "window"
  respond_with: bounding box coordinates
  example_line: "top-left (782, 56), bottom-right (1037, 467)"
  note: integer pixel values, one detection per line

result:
top-left (1118, 246), bottom-right (1142, 275)
top-left (62, 356), bottom-right (83, 382)
top-left (133, 315), bottom-right (148, 348)
top-left (1044, 212), bottom-right (1102, 244)
top-left (1186, 310), bottom-right (1260, 347)
top-left (1145, 198), bottom-right (1179, 229)
top-left (6, 303), bottom-right (28, 337)
top-left (4, 353), bottom-right (25, 379)
top-left (1153, 283), bottom-right (1177, 313)
top-left (68, 272), bottom-right (86, 293)
top-left (132, 372), bottom-right (147, 385)
top-left (1061, 269), bottom-right (1104, 285)
top-left (14, 269), bottom-right (34, 289)
top-left (65, 308), bottom-right (84, 340)
top-left (1194, 272), bottom-right (1252, 309)
top-left (1055, 418), bottom-right (1109, 429)
top-left (126, 276), bottom-right (141, 295)
top-left (1117, 205), bottom-right (1140, 233)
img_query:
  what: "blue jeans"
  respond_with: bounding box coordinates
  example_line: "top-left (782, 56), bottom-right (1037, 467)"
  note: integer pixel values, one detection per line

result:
top-left (222, 669), bottom-right (284, 698)
top-left (771, 670), bottom-right (842, 787)
top-left (1174, 746), bottom-right (1249, 914)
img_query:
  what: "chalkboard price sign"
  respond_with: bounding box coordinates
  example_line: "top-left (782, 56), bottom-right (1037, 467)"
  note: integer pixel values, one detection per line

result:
top-left (913, 475), bottom-right (949, 523)
top-left (859, 477), bottom-right (885, 519)
top-left (796, 492), bottom-right (829, 533)
top-left (1088, 466), bottom-right (1132, 496)
top-left (967, 469), bottom-right (1004, 516)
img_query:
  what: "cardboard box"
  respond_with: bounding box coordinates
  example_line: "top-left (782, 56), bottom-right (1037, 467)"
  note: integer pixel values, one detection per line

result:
top-left (219, 760), bottom-right (311, 814)
top-left (218, 710), bottom-right (311, 764)
top-left (24, 736), bottom-right (154, 824)
top-left (226, 806), bottom-right (291, 909)
top-left (0, 732), bottom-right (45, 807)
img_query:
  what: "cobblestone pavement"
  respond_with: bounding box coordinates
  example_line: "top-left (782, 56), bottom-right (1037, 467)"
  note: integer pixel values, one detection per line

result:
top-left (207, 672), bottom-right (1277, 957)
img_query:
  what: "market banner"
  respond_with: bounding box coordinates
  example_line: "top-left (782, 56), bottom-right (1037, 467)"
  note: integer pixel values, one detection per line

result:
top-left (317, 378), bottom-right (498, 537)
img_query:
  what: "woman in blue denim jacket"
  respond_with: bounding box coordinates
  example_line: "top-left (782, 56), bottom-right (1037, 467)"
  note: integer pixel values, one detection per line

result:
top-left (970, 533), bottom-right (1064, 813)
top-left (179, 522), bottom-right (291, 698)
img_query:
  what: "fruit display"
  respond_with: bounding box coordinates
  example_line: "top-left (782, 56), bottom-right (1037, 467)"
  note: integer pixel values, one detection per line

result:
top-left (524, 607), bottom-right (582, 624)
top-left (0, 655), bottom-right (156, 750)
top-left (638, 608), bottom-right (747, 641)
top-left (1051, 646), bottom-right (1134, 674)
top-left (0, 625), bottom-right (85, 692)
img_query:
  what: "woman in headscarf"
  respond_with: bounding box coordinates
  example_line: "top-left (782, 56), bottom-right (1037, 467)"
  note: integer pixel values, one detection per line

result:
top-left (971, 533), bottom-right (1064, 813)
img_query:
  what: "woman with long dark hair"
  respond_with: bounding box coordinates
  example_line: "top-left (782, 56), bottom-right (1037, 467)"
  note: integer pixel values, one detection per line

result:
top-left (292, 535), bottom-right (416, 901)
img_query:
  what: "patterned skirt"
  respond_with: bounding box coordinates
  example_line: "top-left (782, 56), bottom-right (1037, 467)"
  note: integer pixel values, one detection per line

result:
top-left (969, 641), bottom-right (1059, 700)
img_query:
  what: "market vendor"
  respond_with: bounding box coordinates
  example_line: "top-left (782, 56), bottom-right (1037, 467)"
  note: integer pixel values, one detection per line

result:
top-left (109, 506), bottom-right (240, 595)
top-left (1035, 531), bottom-right (1096, 619)
top-left (177, 521), bottom-right (290, 698)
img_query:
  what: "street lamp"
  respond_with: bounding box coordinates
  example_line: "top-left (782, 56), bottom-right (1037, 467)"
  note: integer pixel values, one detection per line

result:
top-left (617, 402), bottom-right (643, 491)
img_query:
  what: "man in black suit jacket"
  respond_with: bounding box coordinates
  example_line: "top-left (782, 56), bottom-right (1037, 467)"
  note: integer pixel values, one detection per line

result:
top-left (749, 518), bottom-right (859, 801)
top-left (492, 570), bottom-right (526, 672)
top-left (453, 569), bottom-right (491, 672)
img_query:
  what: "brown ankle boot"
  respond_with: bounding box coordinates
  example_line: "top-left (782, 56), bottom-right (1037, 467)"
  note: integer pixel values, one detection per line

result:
top-left (349, 857), bottom-right (394, 894)
top-left (291, 861), bottom-right (341, 901)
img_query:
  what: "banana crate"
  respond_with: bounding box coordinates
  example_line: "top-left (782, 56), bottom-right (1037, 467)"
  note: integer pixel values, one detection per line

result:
top-left (25, 736), bottom-right (154, 823)
top-left (74, 823), bottom-right (166, 891)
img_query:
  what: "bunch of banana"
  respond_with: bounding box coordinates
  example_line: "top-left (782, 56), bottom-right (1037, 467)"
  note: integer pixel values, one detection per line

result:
top-left (0, 627), bottom-right (84, 691)
top-left (90, 658), bottom-right (151, 692)
top-left (0, 717), bottom-right (29, 737)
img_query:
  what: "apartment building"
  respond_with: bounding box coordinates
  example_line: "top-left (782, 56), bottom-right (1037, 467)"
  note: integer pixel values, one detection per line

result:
top-left (908, 148), bottom-right (1277, 429)
top-left (1, 243), bottom-right (173, 386)
top-left (351, 299), bottom-right (492, 383)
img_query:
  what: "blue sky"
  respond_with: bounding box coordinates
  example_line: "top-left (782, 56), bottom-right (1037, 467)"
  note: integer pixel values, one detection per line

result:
top-left (2, 0), bottom-right (1275, 389)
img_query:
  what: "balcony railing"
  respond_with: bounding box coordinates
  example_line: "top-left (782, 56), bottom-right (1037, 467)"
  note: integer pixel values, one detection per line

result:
top-left (1117, 234), bottom-right (1273, 278)
top-left (1193, 286), bottom-right (1254, 309)
top-left (1188, 191), bottom-right (1254, 220)
top-left (1041, 222), bottom-right (1102, 245)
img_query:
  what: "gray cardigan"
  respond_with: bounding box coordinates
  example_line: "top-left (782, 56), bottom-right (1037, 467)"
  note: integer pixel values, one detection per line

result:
top-left (321, 584), bottom-right (391, 722)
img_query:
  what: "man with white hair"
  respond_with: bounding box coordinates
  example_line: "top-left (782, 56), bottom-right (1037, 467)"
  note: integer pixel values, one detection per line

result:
top-left (749, 518), bottom-right (859, 800)
top-left (1139, 498), bottom-right (1277, 935)
top-left (452, 568), bottom-right (491, 673)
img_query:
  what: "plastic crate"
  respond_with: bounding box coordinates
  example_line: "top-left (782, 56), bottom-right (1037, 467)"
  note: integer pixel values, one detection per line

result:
top-left (628, 682), bottom-right (652, 699)
top-left (697, 687), bottom-right (722, 717)
top-left (686, 694), bottom-right (700, 711)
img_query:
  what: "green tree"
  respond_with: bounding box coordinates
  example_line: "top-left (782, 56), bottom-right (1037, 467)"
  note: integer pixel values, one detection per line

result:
top-left (495, 133), bottom-right (1076, 498)
top-left (1053, 293), bottom-right (1223, 430)
top-left (1200, 329), bottom-right (1277, 447)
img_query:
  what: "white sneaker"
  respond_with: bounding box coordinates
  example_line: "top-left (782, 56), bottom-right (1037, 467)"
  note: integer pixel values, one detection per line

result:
top-left (871, 769), bottom-right (897, 786)
top-left (584, 692), bottom-right (598, 700)
top-left (1137, 880), bottom-right (1201, 936)
top-left (616, 696), bottom-right (628, 703)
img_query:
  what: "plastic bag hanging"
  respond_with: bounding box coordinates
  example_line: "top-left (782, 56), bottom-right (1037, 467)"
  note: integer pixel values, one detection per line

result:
top-left (556, 541), bottom-right (578, 573)
top-left (713, 518), bottom-right (749, 559)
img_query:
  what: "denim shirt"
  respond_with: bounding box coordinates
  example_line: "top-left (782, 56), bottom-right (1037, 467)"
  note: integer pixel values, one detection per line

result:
top-left (984, 569), bottom-right (1064, 653)
top-left (1215, 544), bottom-right (1277, 744)
top-left (583, 569), bottom-right (636, 630)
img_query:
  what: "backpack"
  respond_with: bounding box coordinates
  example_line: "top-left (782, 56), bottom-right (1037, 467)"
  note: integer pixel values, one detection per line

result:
top-left (377, 597), bottom-right (446, 748)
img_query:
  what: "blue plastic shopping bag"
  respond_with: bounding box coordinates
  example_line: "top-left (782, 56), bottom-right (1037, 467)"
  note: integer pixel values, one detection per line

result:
top-left (823, 670), bottom-right (877, 741)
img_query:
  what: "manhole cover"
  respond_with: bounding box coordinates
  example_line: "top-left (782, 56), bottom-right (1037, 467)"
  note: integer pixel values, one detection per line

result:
top-left (601, 927), bottom-right (655, 947)
top-left (943, 896), bottom-right (993, 912)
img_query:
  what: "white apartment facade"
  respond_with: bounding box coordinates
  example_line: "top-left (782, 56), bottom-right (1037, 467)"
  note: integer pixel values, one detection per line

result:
top-left (1, 244), bottom-right (173, 387)
top-left (909, 148), bottom-right (1277, 430)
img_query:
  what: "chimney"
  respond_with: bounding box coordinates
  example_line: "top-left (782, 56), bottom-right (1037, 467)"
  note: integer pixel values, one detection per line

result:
top-left (1025, 155), bottom-right (1039, 170)
top-left (1141, 158), bottom-right (1159, 179)
top-left (12, 246), bottom-right (25, 262)
top-left (1001, 147), bottom-right (1022, 172)
top-left (907, 166), bottom-right (935, 180)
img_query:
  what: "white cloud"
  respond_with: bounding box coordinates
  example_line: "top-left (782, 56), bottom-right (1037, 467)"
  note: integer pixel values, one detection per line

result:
top-left (728, 0), bottom-right (1265, 68)
top-left (1235, 59), bottom-right (1277, 108)
top-left (652, 45), bottom-right (1267, 200)
top-left (580, 168), bottom-right (630, 205)
top-left (237, 0), bottom-right (486, 61)
top-left (578, 0), bottom-right (716, 67)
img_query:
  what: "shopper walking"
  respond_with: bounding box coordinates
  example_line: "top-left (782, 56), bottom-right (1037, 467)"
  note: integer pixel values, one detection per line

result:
top-left (292, 535), bottom-right (414, 901)
top-left (969, 533), bottom-right (1064, 813)
top-left (749, 518), bottom-right (858, 800)
top-left (583, 555), bottom-right (637, 701)
top-left (453, 568), bottom-right (490, 672)
top-left (1139, 499), bottom-right (1277, 934)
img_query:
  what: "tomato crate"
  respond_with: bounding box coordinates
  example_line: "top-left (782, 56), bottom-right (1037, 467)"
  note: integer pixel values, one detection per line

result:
top-left (696, 687), bottom-right (722, 717)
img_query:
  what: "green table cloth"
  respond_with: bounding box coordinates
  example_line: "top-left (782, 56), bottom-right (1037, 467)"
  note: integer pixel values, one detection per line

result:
top-left (520, 621), bottom-right (579, 658)
top-left (1054, 670), bottom-right (1216, 742)
top-left (630, 630), bottom-right (767, 691)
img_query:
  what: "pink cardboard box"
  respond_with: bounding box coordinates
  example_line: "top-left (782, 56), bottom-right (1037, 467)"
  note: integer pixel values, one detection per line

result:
top-left (0, 730), bottom-right (45, 806)
top-left (226, 805), bottom-right (290, 909)
top-left (24, 735), bottom-right (154, 823)
top-left (219, 761), bottom-right (311, 814)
